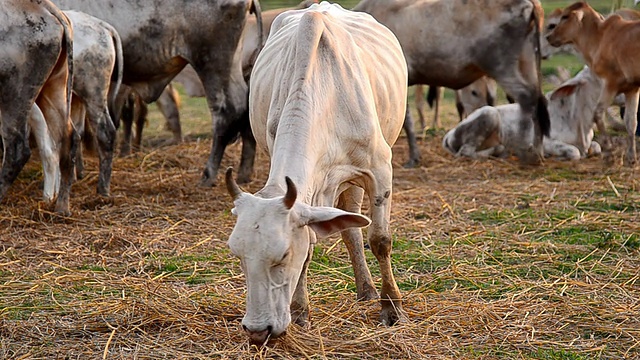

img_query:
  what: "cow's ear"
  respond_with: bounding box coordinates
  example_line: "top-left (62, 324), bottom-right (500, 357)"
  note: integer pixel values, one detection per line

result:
top-left (550, 80), bottom-right (586, 100)
top-left (295, 204), bottom-right (371, 238)
top-left (572, 9), bottom-right (584, 22)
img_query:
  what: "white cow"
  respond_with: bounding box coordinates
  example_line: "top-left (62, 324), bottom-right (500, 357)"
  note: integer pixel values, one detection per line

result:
top-left (225, 2), bottom-right (407, 344)
top-left (443, 66), bottom-right (603, 161)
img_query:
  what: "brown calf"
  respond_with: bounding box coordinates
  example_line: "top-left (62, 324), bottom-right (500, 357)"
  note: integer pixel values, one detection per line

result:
top-left (546, 2), bottom-right (640, 166)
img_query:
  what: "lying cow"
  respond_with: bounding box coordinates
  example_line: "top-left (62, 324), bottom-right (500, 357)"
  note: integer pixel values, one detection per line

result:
top-left (443, 66), bottom-right (603, 161)
top-left (414, 77), bottom-right (497, 130)
top-left (546, 2), bottom-right (640, 165)
top-left (63, 10), bottom-right (123, 196)
top-left (0, 0), bottom-right (76, 215)
top-left (354, 0), bottom-right (550, 167)
top-left (226, 2), bottom-right (407, 344)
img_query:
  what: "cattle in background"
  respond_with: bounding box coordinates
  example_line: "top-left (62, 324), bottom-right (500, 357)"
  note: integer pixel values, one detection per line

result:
top-left (0, 0), bottom-right (76, 215)
top-left (113, 1), bottom-right (317, 184)
top-left (226, 2), bottom-right (407, 344)
top-left (546, 2), bottom-right (640, 166)
top-left (354, 0), bottom-right (550, 168)
top-left (63, 10), bottom-right (123, 196)
top-left (443, 66), bottom-right (604, 161)
top-left (53, 0), bottom-right (262, 186)
top-left (414, 78), bottom-right (497, 130)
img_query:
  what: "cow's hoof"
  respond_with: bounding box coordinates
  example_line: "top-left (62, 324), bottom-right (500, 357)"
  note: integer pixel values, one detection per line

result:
top-left (403, 158), bottom-right (420, 168)
top-left (199, 177), bottom-right (217, 187)
top-left (236, 175), bottom-right (252, 185)
top-left (379, 305), bottom-right (405, 326)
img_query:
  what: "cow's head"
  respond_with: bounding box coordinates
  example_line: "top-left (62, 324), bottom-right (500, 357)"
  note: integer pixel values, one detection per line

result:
top-left (224, 168), bottom-right (370, 344)
top-left (545, 2), bottom-right (589, 47)
top-left (541, 8), bottom-right (574, 58)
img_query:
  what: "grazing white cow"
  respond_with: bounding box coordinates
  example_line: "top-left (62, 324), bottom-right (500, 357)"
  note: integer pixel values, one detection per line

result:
top-left (443, 66), bottom-right (604, 161)
top-left (64, 10), bottom-right (123, 194)
top-left (0, 0), bottom-right (76, 215)
top-left (225, 2), bottom-right (407, 344)
top-left (354, 0), bottom-right (550, 168)
top-left (546, 2), bottom-right (640, 165)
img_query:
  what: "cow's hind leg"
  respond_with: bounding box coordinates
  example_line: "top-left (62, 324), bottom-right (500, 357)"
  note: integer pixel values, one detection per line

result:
top-left (403, 103), bottom-right (420, 168)
top-left (37, 52), bottom-right (76, 215)
top-left (622, 89), bottom-right (639, 166)
top-left (594, 84), bottom-right (618, 165)
top-left (0, 110), bottom-right (32, 202)
top-left (85, 102), bottom-right (116, 196)
top-left (365, 156), bottom-right (404, 325)
top-left (236, 112), bottom-right (256, 185)
top-left (337, 186), bottom-right (378, 301)
top-left (29, 104), bottom-right (60, 201)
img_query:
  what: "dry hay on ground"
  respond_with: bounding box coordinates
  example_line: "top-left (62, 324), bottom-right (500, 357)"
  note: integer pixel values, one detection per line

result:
top-left (1, 133), bottom-right (639, 359)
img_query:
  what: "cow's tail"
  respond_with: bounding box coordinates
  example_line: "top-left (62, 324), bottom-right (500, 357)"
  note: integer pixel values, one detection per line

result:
top-left (244, 0), bottom-right (264, 80)
top-left (426, 86), bottom-right (438, 109)
top-left (530, 0), bottom-right (550, 137)
top-left (102, 20), bottom-right (124, 128)
top-left (46, 3), bottom-right (74, 120)
top-left (251, 0), bottom-right (264, 51)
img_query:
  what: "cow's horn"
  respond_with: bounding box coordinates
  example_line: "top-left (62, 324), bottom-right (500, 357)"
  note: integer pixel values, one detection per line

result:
top-left (225, 167), bottom-right (242, 200)
top-left (283, 177), bottom-right (297, 209)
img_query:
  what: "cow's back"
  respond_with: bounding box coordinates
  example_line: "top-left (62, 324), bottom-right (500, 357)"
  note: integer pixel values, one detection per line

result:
top-left (0, 0), bottom-right (65, 112)
top-left (353, 0), bottom-right (538, 87)
top-left (250, 2), bottom-right (407, 156)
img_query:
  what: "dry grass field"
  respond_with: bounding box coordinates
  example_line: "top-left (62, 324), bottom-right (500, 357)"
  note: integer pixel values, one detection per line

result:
top-left (1, 87), bottom-right (639, 359)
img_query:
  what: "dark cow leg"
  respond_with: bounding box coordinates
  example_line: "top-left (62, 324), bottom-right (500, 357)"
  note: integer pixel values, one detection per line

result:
top-left (0, 126), bottom-right (31, 202)
top-left (88, 106), bottom-right (116, 197)
top-left (236, 112), bottom-right (255, 185)
top-left (157, 85), bottom-right (183, 144)
top-left (119, 94), bottom-right (135, 156)
top-left (337, 186), bottom-right (379, 301)
top-left (56, 125), bottom-right (79, 215)
top-left (403, 103), bottom-right (421, 168)
top-left (133, 101), bottom-right (147, 151)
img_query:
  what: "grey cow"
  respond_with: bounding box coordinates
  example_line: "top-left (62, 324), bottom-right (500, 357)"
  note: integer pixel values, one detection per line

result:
top-left (53, 0), bottom-right (262, 186)
top-left (353, 0), bottom-right (551, 167)
top-left (0, 0), bottom-right (76, 215)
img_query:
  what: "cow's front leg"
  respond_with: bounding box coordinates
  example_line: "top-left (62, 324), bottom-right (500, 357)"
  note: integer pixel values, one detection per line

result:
top-left (87, 105), bottom-right (116, 197)
top-left (403, 103), bottom-right (420, 168)
top-left (366, 161), bottom-right (404, 325)
top-left (338, 186), bottom-right (378, 301)
top-left (236, 112), bottom-right (256, 185)
top-left (622, 89), bottom-right (639, 167)
top-left (290, 243), bottom-right (313, 328)
top-left (594, 85), bottom-right (617, 164)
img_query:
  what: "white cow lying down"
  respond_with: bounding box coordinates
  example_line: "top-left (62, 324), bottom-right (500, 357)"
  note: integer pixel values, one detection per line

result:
top-left (443, 66), bottom-right (603, 161)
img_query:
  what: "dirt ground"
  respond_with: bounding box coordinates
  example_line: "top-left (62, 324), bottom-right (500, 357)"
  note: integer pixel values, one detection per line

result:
top-left (1, 130), bottom-right (639, 359)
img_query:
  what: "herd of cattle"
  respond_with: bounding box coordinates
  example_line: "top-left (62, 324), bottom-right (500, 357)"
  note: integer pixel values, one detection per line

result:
top-left (1, 0), bottom-right (639, 344)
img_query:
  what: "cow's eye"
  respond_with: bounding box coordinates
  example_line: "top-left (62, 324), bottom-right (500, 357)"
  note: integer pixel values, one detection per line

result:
top-left (471, 90), bottom-right (479, 97)
top-left (280, 251), bottom-right (290, 263)
top-left (561, 15), bottom-right (569, 20)
top-left (548, 24), bottom-right (556, 30)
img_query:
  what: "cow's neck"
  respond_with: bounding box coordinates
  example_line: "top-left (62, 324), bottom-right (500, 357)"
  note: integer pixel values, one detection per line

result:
top-left (257, 127), bottom-right (318, 204)
top-left (572, 10), bottom-right (605, 67)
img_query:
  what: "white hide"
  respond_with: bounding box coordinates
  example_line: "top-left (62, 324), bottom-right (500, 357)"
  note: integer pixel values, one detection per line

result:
top-left (229, 2), bottom-right (407, 341)
top-left (444, 66), bottom-right (603, 160)
top-left (28, 104), bottom-right (60, 201)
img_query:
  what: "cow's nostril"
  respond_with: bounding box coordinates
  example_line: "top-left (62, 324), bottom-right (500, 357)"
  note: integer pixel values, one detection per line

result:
top-left (267, 325), bottom-right (273, 334)
top-left (242, 324), bottom-right (248, 332)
